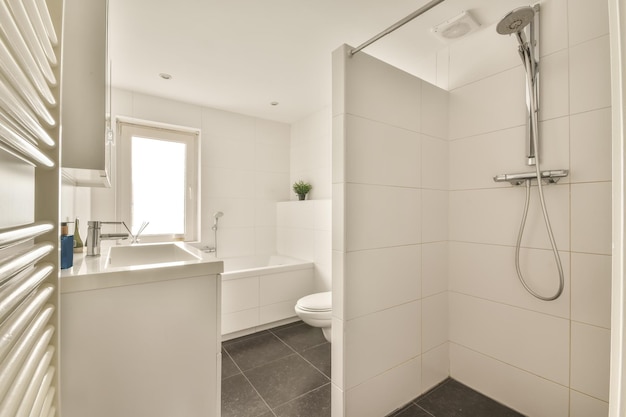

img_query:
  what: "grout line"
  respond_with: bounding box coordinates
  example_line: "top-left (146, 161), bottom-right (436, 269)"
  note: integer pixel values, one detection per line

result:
top-left (269, 382), bottom-right (331, 413)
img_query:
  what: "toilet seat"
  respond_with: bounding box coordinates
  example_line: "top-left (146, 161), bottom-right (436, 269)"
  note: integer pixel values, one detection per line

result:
top-left (296, 291), bottom-right (331, 312)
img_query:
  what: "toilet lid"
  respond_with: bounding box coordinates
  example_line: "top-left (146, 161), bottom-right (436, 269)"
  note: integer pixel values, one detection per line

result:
top-left (297, 291), bottom-right (331, 312)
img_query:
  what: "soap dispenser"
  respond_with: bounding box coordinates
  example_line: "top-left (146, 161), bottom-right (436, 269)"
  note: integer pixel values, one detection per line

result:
top-left (60, 222), bottom-right (74, 269)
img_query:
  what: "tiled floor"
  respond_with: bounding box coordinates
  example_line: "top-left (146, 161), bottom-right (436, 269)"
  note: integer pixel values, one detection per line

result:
top-left (387, 379), bottom-right (525, 417)
top-left (221, 321), bottom-right (524, 417)
top-left (221, 321), bottom-right (331, 417)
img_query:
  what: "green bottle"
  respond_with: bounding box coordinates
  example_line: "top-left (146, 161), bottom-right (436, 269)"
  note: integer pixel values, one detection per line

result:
top-left (73, 218), bottom-right (84, 253)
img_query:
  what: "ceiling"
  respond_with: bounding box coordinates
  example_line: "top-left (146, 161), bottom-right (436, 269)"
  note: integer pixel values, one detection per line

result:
top-left (108, 0), bottom-right (529, 124)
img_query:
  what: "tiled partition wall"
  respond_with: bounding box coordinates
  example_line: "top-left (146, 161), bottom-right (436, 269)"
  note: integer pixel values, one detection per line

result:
top-left (446, 0), bottom-right (611, 416)
top-left (92, 88), bottom-right (291, 258)
top-left (332, 44), bottom-right (449, 417)
top-left (277, 200), bottom-right (332, 292)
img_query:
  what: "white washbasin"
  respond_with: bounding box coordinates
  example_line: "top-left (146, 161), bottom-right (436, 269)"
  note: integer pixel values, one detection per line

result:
top-left (106, 243), bottom-right (201, 268)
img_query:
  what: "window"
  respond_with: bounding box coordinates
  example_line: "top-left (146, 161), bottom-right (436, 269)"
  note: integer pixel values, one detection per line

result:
top-left (117, 121), bottom-right (199, 242)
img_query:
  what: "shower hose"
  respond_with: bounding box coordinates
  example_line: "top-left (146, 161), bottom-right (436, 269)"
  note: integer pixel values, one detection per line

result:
top-left (514, 47), bottom-right (565, 301)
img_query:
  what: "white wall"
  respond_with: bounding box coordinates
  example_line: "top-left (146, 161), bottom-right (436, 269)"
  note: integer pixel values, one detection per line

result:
top-left (276, 200), bottom-right (332, 292)
top-left (290, 106), bottom-right (332, 200)
top-left (61, 180), bottom-right (91, 241)
top-left (447, 0), bottom-right (612, 416)
top-left (281, 108), bottom-right (334, 291)
top-left (332, 44), bottom-right (449, 417)
top-left (91, 88), bottom-right (291, 258)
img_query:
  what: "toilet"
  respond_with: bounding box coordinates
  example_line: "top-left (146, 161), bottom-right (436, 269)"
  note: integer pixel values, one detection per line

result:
top-left (295, 291), bottom-right (332, 342)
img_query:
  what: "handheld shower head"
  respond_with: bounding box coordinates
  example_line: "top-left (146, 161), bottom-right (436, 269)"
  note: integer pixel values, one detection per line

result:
top-left (212, 211), bottom-right (224, 231)
top-left (496, 6), bottom-right (535, 35)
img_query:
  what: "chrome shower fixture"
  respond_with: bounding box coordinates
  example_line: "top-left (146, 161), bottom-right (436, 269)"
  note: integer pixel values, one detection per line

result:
top-left (496, 6), bottom-right (535, 35)
top-left (497, 4), bottom-right (539, 166)
top-left (212, 211), bottom-right (223, 231)
top-left (494, 4), bottom-right (567, 302)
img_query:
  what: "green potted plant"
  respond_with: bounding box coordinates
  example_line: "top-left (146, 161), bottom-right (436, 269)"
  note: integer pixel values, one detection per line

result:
top-left (292, 180), bottom-right (312, 200)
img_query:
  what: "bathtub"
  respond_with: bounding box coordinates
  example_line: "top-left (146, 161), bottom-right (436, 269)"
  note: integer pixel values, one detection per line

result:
top-left (220, 255), bottom-right (314, 337)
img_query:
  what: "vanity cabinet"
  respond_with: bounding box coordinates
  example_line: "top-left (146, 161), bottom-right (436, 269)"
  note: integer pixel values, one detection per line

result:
top-left (60, 249), bottom-right (223, 417)
top-left (61, 0), bottom-right (111, 187)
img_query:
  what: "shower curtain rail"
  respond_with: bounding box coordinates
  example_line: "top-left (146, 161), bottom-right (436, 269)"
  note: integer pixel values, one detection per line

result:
top-left (350, 0), bottom-right (446, 56)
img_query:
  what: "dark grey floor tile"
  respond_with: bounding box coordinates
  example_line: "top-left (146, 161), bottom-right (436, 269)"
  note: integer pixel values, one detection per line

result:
top-left (223, 330), bottom-right (271, 348)
top-left (300, 342), bottom-right (331, 378)
top-left (224, 332), bottom-right (293, 371)
top-left (388, 403), bottom-right (434, 417)
top-left (272, 322), bottom-right (327, 352)
top-left (273, 383), bottom-right (331, 417)
top-left (221, 374), bottom-right (271, 417)
top-left (222, 349), bottom-right (241, 379)
top-left (245, 353), bottom-right (330, 409)
top-left (417, 380), bottom-right (525, 417)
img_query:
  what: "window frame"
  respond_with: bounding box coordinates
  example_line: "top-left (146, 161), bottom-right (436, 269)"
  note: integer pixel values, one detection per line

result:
top-left (116, 119), bottom-right (200, 243)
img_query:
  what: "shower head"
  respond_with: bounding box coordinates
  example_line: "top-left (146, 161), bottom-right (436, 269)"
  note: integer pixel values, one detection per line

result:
top-left (212, 211), bottom-right (224, 231)
top-left (496, 6), bottom-right (535, 35)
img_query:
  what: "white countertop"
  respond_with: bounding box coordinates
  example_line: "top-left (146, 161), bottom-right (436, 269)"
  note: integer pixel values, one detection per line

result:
top-left (60, 242), bottom-right (223, 293)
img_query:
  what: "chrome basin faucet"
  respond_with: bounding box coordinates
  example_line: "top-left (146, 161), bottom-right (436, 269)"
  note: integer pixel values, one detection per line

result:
top-left (86, 221), bottom-right (129, 256)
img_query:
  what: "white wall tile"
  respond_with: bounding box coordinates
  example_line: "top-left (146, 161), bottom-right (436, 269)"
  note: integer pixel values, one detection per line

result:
top-left (422, 292), bottom-right (448, 352)
top-left (539, 116), bottom-right (571, 173)
top-left (569, 36), bottom-right (611, 114)
top-left (570, 390), bottom-right (609, 417)
top-left (345, 184), bottom-right (421, 251)
top-left (202, 135), bottom-right (255, 170)
top-left (255, 200), bottom-right (277, 227)
top-left (568, 0), bottom-right (610, 47)
top-left (332, 183), bottom-right (344, 252)
top-left (254, 171), bottom-right (289, 201)
top-left (571, 253), bottom-right (612, 328)
top-left (570, 108), bottom-right (612, 183)
top-left (217, 228), bottom-right (256, 259)
top-left (449, 242), bottom-right (570, 319)
top-left (344, 301), bottom-right (421, 389)
top-left (539, 0), bottom-right (569, 56)
top-left (450, 343), bottom-right (569, 417)
top-left (255, 227), bottom-right (277, 256)
top-left (449, 126), bottom-right (525, 190)
top-left (449, 293), bottom-right (569, 385)
top-left (448, 22), bottom-right (520, 90)
top-left (449, 66), bottom-right (526, 139)
top-left (539, 49), bottom-right (570, 121)
top-left (421, 135), bottom-right (449, 190)
top-left (345, 356), bottom-right (421, 417)
top-left (345, 50), bottom-right (421, 132)
top-left (571, 322), bottom-right (611, 401)
top-left (332, 316), bottom-right (345, 388)
top-left (332, 251), bottom-right (344, 321)
top-left (421, 81), bottom-right (449, 140)
top-left (422, 242), bottom-right (448, 297)
top-left (343, 245), bottom-right (421, 320)
top-left (344, 115), bottom-right (421, 188)
top-left (421, 342), bottom-right (449, 392)
top-left (255, 139), bottom-right (290, 174)
top-left (449, 186), bottom-right (570, 250)
top-left (421, 189), bottom-right (448, 243)
top-left (332, 115), bottom-right (345, 184)
top-left (571, 182), bottom-right (612, 255)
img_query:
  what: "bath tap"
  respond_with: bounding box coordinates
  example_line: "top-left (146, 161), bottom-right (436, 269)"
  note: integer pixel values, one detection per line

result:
top-left (86, 221), bottom-right (129, 256)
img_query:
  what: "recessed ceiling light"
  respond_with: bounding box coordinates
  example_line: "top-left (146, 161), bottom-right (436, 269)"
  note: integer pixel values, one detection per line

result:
top-left (159, 73), bottom-right (172, 80)
top-left (270, 101), bottom-right (279, 106)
